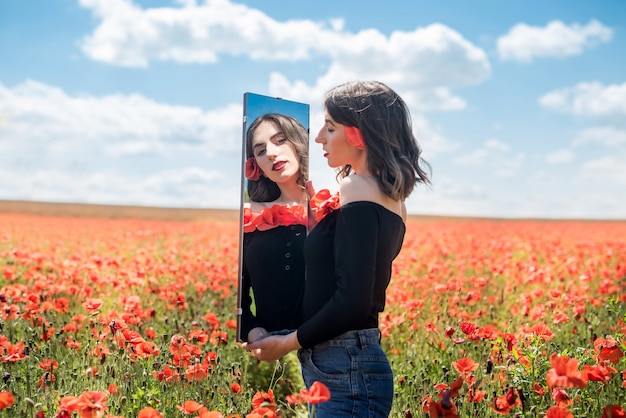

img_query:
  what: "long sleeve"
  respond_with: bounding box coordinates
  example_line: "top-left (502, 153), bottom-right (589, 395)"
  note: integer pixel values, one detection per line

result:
top-left (298, 204), bottom-right (381, 348)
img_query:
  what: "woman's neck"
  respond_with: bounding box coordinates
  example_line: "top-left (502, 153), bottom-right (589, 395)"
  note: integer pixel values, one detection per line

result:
top-left (275, 183), bottom-right (307, 206)
top-left (350, 150), bottom-right (370, 175)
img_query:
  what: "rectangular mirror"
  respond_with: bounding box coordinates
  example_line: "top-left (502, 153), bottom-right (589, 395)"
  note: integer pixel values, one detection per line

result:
top-left (236, 93), bottom-right (310, 342)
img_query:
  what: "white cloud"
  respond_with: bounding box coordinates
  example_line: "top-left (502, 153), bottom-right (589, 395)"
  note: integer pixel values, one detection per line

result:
top-left (547, 149), bottom-right (574, 164)
top-left (0, 80), bottom-right (241, 157)
top-left (0, 166), bottom-right (234, 208)
top-left (539, 82), bottom-right (626, 122)
top-left (573, 126), bottom-right (626, 147)
top-left (485, 139), bottom-right (510, 152)
top-left (269, 23), bottom-right (490, 111)
top-left (0, 79), bottom-right (243, 207)
top-left (79, 0), bottom-right (490, 112)
top-left (79, 0), bottom-right (333, 67)
top-left (452, 139), bottom-right (522, 177)
top-left (581, 156), bottom-right (626, 185)
top-left (497, 19), bottom-right (613, 62)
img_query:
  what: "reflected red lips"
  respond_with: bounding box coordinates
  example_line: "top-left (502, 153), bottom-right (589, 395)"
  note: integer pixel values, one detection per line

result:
top-left (272, 161), bottom-right (286, 171)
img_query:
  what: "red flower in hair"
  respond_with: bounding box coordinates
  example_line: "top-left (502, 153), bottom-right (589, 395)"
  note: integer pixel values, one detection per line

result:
top-left (344, 126), bottom-right (365, 149)
top-left (245, 157), bottom-right (263, 181)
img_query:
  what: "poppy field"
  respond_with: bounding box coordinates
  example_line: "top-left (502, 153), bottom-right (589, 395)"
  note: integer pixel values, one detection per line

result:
top-left (0, 210), bottom-right (625, 417)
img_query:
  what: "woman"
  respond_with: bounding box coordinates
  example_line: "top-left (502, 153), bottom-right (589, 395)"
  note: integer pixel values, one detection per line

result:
top-left (240, 113), bottom-right (309, 343)
top-left (245, 81), bottom-right (431, 416)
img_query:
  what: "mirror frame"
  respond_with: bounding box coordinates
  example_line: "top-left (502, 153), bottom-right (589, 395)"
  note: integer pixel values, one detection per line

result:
top-left (236, 92), bottom-right (310, 342)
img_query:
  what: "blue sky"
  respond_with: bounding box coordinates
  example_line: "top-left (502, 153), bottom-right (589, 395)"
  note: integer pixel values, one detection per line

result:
top-left (1, 0), bottom-right (625, 219)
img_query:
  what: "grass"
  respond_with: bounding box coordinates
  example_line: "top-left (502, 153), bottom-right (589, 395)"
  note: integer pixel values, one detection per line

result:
top-left (0, 201), bottom-right (624, 417)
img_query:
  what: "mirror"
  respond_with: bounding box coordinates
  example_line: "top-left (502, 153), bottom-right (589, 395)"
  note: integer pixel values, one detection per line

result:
top-left (236, 93), bottom-right (310, 342)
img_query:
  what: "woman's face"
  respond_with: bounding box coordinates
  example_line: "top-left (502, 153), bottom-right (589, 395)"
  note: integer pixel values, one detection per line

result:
top-left (251, 120), bottom-right (301, 185)
top-left (315, 111), bottom-right (361, 168)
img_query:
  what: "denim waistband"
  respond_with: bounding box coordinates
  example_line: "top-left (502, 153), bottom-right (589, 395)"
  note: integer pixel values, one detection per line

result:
top-left (310, 328), bottom-right (381, 350)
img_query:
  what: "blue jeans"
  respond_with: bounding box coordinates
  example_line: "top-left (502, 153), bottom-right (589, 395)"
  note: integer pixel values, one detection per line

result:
top-left (297, 328), bottom-right (393, 417)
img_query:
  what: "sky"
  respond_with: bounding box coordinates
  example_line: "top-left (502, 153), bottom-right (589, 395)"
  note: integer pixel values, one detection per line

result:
top-left (1, 0), bottom-right (625, 219)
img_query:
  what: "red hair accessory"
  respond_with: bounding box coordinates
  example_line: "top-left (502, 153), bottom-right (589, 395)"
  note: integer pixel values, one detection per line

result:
top-left (344, 126), bottom-right (366, 149)
top-left (245, 157), bottom-right (262, 181)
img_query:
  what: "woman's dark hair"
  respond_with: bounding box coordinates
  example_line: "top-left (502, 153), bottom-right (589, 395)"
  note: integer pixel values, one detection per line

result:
top-left (324, 81), bottom-right (431, 200)
top-left (246, 113), bottom-right (309, 202)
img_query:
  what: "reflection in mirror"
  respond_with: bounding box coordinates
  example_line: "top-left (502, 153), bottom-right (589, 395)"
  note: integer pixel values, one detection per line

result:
top-left (237, 93), bottom-right (310, 342)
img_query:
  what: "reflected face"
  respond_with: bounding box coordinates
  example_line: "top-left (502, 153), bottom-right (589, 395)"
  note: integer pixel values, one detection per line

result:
top-left (315, 111), bottom-right (360, 168)
top-left (251, 120), bottom-right (300, 185)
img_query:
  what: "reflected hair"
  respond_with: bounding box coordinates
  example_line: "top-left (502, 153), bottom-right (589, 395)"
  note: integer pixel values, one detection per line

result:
top-left (324, 81), bottom-right (431, 200)
top-left (246, 113), bottom-right (309, 202)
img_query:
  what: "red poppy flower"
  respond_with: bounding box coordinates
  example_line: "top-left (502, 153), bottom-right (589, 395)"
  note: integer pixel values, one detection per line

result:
top-left (546, 354), bottom-right (588, 388)
top-left (39, 358), bottom-right (59, 371)
top-left (198, 410), bottom-right (224, 418)
top-left (491, 388), bottom-right (521, 415)
top-left (546, 406), bottom-right (574, 418)
top-left (137, 407), bottom-right (164, 418)
top-left (452, 357), bottom-right (478, 375)
top-left (75, 391), bottom-right (108, 418)
top-left (108, 384), bottom-right (120, 396)
top-left (152, 365), bottom-right (180, 383)
top-left (551, 388), bottom-right (572, 407)
top-left (594, 336), bottom-right (624, 364)
top-left (0, 392), bottom-right (16, 410)
top-left (251, 389), bottom-right (276, 410)
top-left (300, 381), bottom-right (331, 405)
top-left (602, 405), bottom-right (626, 418)
top-left (188, 330), bottom-right (209, 345)
top-left (459, 321), bottom-right (477, 336)
top-left (133, 341), bottom-right (161, 359)
top-left (82, 298), bottom-right (103, 312)
top-left (203, 312), bottom-right (221, 330)
top-left (177, 400), bottom-right (204, 414)
top-left (584, 363), bottom-right (617, 384)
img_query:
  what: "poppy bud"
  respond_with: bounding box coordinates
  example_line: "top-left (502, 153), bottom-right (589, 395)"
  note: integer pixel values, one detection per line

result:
top-left (441, 390), bottom-right (453, 409)
top-left (445, 327), bottom-right (455, 338)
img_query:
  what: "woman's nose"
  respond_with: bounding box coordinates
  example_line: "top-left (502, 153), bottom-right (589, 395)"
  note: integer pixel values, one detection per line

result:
top-left (265, 142), bottom-right (278, 157)
top-left (315, 127), bottom-right (325, 143)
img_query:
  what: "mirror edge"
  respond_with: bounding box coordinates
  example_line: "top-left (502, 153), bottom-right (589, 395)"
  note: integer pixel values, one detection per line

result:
top-left (235, 93), bottom-right (249, 343)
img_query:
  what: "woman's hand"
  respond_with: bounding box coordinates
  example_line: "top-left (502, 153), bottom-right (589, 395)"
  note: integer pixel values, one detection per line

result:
top-left (243, 331), bottom-right (302, 362)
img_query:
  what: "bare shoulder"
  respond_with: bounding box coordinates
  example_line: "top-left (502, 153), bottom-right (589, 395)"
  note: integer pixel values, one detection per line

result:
top-left (339, 175), bottom-right (406, 222)
top-left (339, 175), bottom-right (379, 205)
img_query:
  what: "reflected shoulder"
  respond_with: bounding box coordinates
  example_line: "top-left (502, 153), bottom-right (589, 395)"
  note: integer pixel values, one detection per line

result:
top-left (247, 201), bottom-right (268, 213)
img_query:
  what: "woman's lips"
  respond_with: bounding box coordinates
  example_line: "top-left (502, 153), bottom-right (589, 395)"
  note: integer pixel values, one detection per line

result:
top-left (272, 161), bottom-right (286, 171)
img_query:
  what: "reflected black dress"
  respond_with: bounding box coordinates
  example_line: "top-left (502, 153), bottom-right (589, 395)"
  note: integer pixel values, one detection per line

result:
top-left (240, 206), bottom-right (306, 342)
